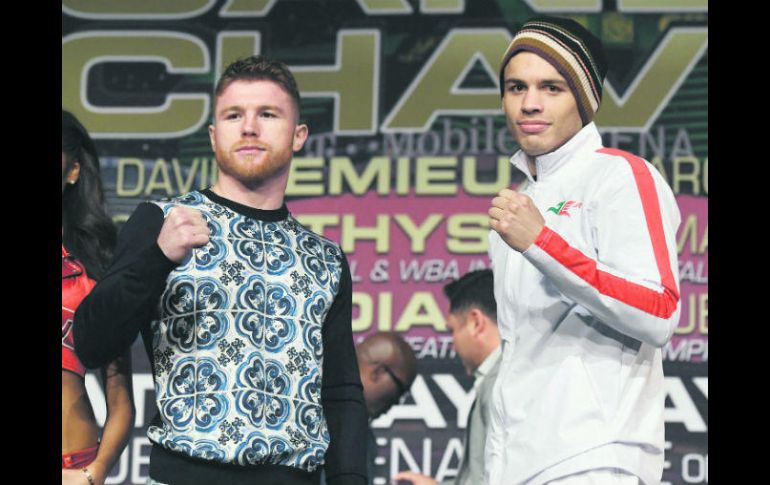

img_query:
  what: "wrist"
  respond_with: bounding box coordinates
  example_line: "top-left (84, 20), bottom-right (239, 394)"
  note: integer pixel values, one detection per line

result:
top-left (81, 467), bottom-right (96, 485)
top-left (532, 223), bottom-right (550, 247)
top-left (83, 460), bottom-right (106, 485)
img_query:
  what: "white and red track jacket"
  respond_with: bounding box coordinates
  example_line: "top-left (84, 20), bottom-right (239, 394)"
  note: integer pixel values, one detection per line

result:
top-left (485, 122), bottom-right (681, 485)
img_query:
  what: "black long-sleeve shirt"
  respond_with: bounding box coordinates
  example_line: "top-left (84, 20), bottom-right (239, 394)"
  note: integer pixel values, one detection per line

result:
top-left (74, 189), bottom-right (368, 485)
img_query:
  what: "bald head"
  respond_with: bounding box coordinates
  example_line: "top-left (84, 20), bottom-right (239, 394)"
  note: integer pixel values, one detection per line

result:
top-left (358, 332), bottom-right (418, 383)
top-left (357, 332), bottom-right (417, 418)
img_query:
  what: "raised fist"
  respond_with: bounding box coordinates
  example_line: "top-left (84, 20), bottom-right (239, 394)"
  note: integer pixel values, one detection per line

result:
top-left (157, 206), bottom-right (211, 263)
top-left (488, 188), bottom-right (545, 252)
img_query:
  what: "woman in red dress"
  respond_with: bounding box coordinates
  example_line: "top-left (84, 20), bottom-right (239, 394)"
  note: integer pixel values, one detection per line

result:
top-left (62, 110), bottom-right (135, 485)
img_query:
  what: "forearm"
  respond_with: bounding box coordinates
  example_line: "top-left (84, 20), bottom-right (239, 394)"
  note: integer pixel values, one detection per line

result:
top-left (523, 225), bottom-right (680, 347)
top-left (87, 407), bottom-right (133, 484)
top-left (321, 255), bottom-right (368, 483)
top-left (89, 354), bottom-right (135, 484)
top-left (75, 244), bottom-right (174, 366)
top-left (322, 389), bottom-right (369, 484)
top-left (74, 203), bottom-right (176, 368)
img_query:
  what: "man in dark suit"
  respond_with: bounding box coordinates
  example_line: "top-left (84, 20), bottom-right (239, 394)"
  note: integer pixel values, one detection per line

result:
top-left (393, 269), bottom-right (501, 485)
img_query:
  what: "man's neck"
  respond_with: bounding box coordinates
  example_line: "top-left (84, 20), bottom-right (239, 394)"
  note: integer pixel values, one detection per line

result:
top-left (211, 173), bottom-right (288, 210)
top-left (526, 156), bottom-right (537, 180)
top-left (473, 340), bottom-right (501, 374)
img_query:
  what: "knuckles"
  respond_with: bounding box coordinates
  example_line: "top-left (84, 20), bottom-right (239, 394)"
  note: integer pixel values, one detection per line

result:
top-left (165, 207), bottom-right (208, 230)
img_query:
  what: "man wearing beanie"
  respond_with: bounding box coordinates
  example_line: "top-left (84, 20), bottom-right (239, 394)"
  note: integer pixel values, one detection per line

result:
top-left (486, 16), bottom-right (681, 485)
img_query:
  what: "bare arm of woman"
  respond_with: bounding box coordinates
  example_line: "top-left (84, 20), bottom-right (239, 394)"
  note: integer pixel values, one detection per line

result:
top-left (63, 350), bottom-right (135, 485)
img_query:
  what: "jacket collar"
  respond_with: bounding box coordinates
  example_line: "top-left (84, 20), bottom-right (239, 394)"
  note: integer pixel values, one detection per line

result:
top-left (473, 345), bottom-right (502, 392)
top-left (510, 122), bottom-right (603, 183)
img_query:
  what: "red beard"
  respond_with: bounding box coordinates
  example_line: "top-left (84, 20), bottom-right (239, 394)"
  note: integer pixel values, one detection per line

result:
top-left (214, 141), bottom-right (292, 186)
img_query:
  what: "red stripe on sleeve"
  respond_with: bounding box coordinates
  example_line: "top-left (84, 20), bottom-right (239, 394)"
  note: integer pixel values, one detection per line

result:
top-left (533, 148), bottom-right (679, 318)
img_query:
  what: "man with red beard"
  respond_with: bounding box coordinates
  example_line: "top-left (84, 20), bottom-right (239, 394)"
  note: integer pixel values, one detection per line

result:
top-left (74, 56), bottom-right (368, 485)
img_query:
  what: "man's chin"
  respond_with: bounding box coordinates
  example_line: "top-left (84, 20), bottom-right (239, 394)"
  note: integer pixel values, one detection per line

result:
top-left (218, 166), bottom-right (276, 186)
top-left (519, 143), bottom-right (549, 158)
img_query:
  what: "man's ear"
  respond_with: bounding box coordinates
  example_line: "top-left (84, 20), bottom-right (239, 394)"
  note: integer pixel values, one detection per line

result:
top-left (467, 308), bottom-right (485, 336)
top-left (371, 363), bottom-right (387, 383)
top-left (293, 123), bottom-right (309, 152)
top-left (361, 361), bottom-right (381, 383)
top-left (208, 124), bottom-right (216, 152)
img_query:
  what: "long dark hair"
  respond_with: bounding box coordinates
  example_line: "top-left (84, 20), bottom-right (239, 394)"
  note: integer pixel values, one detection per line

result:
top-left (62, 110), bottom-right (116, 280)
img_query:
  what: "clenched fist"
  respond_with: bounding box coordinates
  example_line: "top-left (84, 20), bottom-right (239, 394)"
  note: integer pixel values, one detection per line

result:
top-left (488, 188), bottom-right (545, 252)
top-left (157, 206), bottom-right (211, 263)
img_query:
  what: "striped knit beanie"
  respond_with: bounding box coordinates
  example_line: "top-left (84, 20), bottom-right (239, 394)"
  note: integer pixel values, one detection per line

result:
top-left (499, 16), bottom-right (608, 126)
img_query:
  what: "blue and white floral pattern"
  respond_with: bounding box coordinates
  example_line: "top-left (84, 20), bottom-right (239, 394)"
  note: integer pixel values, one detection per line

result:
top-left (195, 359), bottom-right (229, 432)
top-left (265, 282), bottom-right (296, 317)
top-left (197, 312), bottom-right (228, 350)
top-left (235, 431), bottom-right (270, 465)
top-left (235, 354), bottom-right (266, 427)
top-left (237, 274), bottom-right (266, 310)
top-left (264, 317), bottom-right (297, 353)
top-left (191, 439), bottom-right (228, 462)
top-left (161, 357), bottom-right (197, 431)
top-left (148, 192), bottom-right (342, 471)
top-left (303, 290), bottom-right (329, 326)
top-left (296, 445), bottom-right (326, 472)
top-left (300, 252), bottom-right (330, 288)
top-left (167, 315), bottom-right (195, 352)
top-left (163, 276), bottom-right (195, 316)
top-left (296, 401), bottom-right (326, 442)
top-left (195, 217), bottom-right (227, 270)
